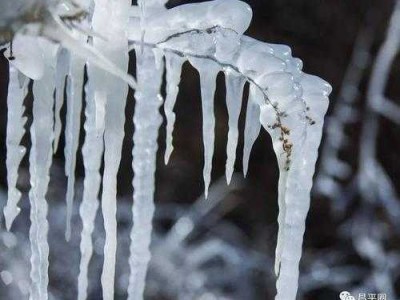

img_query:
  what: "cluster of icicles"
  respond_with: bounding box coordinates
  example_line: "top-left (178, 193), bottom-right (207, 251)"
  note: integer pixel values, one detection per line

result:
top-left (2, 0), bottom-right (332, 299)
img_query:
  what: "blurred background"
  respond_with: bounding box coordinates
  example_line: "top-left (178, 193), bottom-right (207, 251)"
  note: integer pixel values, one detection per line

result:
top-left (1, 0), bottom-right (400, 299)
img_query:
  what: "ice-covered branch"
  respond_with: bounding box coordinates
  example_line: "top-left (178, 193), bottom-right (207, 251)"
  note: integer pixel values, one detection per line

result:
top-left (1, 1), bottom-right (332, 300)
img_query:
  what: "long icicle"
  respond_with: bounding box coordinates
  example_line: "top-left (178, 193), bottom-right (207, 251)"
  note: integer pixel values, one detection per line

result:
top-left (128, 47), bottom-right (164, 300)
top-left (29, 41), bottom-right (57, 300)
top-left (64, 53), bottom-right (85, 241)
top-left (243, 84), bottom-right (262, 176)
top-left (100, 0), bottom-right (130, 297)
top-left (3, 64), bottom-right (28, 230)
top-left (164, 53), bottom-right (184, 164)
top-left (77, 57), bottom-right (106, 300)
top-left (224, 71), bottom-right (245, 184)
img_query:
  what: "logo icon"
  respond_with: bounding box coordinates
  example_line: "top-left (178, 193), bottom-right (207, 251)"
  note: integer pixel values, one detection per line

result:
top-left (340, 291), bottom-right (355, 300)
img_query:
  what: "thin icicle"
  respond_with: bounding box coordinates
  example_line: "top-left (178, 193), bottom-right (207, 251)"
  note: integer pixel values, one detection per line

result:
top-left (64, 53), bottom-right (85, 241)
top-left (128, 48), bottom-right (164, 300)
top-left (77, 60), bottom-right (106, 300)
top-left (189, 59), bottom-right (220, 198)
top-left (3, 65), bottom-right (28, 230)
top-left (224, 71), bottom-right (245, 184)
top-left (164, 53), bottom-right (184, 164)
top-left (53, 47), bottom-right (70, 153)
top-left (29, 40), bottom-right (57, 300)
top-left (242, 84), bottom-right (262, 177)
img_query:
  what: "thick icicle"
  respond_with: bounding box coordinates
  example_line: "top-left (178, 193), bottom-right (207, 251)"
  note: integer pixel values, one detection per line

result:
top-left (224, 71), bottom-right (245, 184)
top-left (273, 75), bottom-right (330, 300)
top-left (128, 48), bottom-right (164, 300)
top-left (190, 59), bottom-right (220, 198)
top-left (101, 3), bottom-right (130, 300)
top-left (53, 48), bottom-right (70, 153)
top-left (164, 53), bottom-right (184, 164)
top-left (64, 52), bottom-right (85, 241)
top-left (3, 65), bottom-right (28, 230)
top-left (242, 84), bottom-right (262, 176)
top-left (29, 40), bottom-right (58, 300)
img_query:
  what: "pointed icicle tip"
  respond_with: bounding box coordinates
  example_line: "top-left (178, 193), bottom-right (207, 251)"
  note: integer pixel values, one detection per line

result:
top-left (4, 206), bottom-right (21, 231)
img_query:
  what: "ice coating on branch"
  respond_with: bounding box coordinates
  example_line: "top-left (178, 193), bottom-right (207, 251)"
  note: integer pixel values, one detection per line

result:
top-left (225, 72), bottom-right (245, 184)
top-left (259, 67), bottom-right (331, 299)
top-left (29, 39), bottom-right (58, 300)
top-left (243, 84), bottom-right (262, 177)
top-left (126, 4), bottom-right (331, 298)
top-left (5, 34), bottom-right (44, 80)
top-left (3, 65), bottom-right (28, 230)
top-left (128, 48), bottom-right (164, 300)
top-left (41, 10), bottom-right (137, 89)
top-left (128, 0), bottom-right (252, 43)
top-left (190, 59), bottom-right (220, 198)
top-left (164, 53), bottom-right (184, 164)
top-left (0, 1), bottom-right (333, 299)
top-left (64, 48), bottom-right (85, 241)
top-left (53, 48), bottom-right (70, 153)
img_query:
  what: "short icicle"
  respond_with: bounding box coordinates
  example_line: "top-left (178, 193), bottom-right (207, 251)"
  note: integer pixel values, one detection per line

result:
top-left (3, 64), bottom-right (28, 230)
top-left (242, 84), bottom-right (262, 176)
top-left (29, 40), bottom-right (58, 300)
top-left (53, 47), bottom-right (70, 153)
top-left (64, 52), bottom-right (85, 241)
top-left (164, 53), bottom-right (184, 164)
top-left (128, 48), bottom-right (164, 300)
top-left (224, 71), bottom-right (245, 184)
top-left (190, 59), bottom-right (220, 198)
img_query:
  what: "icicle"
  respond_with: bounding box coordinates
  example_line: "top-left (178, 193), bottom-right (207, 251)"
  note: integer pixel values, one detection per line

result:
top-left (273, 75), bottom-right (330, 300)
top-left (77, 58), bottom-right (107, 300)
top-left (164, 53), bottom-right (184, 164)
top-left (101, 40), bottom-right (130, 300)
top-left (242, 84), bottom-right (262, 177)
top-left (189, 59), bottom-right (220, 198)
top-left (224, 71), bottom-right (245, 184)
top-left (29, 40), bottom-right (58, 300)
top-left (128, 47), bottom-right (164, 300)
top-left (74, 0), bottom-right (132, 300)
top-left (64, 53), bottom-right (85, 241)
top-left (3, 65), bottom-right (28, 230)
top-left (53, 47), bottom-right (70, 153)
